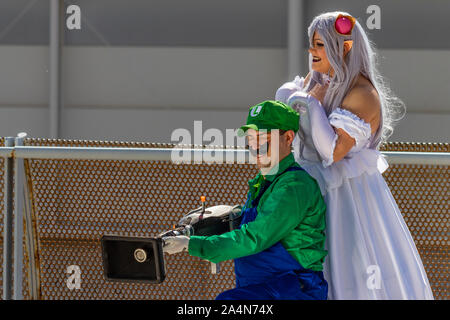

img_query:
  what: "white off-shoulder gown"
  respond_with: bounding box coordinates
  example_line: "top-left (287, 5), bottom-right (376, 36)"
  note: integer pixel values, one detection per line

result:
top-left (284, 79), bottom-right (434, 300)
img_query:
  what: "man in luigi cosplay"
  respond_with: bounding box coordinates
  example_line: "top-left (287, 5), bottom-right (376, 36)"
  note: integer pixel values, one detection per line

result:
top-left (164, 100), bottom-right (328, 300)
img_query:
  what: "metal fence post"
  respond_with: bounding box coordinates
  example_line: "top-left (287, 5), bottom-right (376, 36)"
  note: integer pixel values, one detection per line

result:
top-left (2, 137), bottom-right (15, 300)
top-left (23, 151), bottom-right (40, 299)
top-left (13, 132), bottom-right (27, 299)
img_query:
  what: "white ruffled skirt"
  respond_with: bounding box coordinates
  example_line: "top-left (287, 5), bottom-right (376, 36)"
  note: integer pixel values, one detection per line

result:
top-left (297, 149), bottom-right (434, 299)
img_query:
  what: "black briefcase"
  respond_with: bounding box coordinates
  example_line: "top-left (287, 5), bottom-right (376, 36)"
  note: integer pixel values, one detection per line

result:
top-left (101, 235), bottom-right (165, 284)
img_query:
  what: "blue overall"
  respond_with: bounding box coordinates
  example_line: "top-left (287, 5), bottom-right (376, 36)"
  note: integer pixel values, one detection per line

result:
top-left (216, 166), bottom-right (328, 300)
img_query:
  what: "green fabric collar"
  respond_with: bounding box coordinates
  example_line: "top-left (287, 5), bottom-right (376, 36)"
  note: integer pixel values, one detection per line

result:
top-left (263, 152), bottom-right (296, 182)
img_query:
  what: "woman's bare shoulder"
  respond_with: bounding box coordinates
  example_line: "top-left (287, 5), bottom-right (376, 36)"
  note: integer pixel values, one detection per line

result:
top-left (341, 76), bottom-right (381, 129)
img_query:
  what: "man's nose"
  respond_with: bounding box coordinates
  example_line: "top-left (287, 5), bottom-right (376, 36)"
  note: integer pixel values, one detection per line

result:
top-left (248, 140), bottom-right (258, 150)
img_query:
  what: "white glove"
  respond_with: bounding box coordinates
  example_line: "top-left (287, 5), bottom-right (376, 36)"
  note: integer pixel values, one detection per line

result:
top-left (287, 90), bottom-right (337, 167)
top-left (275, 76), bottom-right (305, 104)
top-left (162, 236), bottom-right (190, 255)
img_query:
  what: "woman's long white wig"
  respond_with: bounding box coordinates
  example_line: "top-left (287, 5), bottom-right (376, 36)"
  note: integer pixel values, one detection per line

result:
top-left (304, 11), bottom-right (405, 149)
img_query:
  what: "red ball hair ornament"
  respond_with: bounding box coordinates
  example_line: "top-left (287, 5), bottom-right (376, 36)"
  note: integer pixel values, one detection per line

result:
top-left (334, 14), bottom-right (356, 36)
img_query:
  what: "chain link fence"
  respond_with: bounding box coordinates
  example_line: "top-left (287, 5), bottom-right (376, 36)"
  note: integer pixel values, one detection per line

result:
top-left (0, 138), bottom-right (448, 299)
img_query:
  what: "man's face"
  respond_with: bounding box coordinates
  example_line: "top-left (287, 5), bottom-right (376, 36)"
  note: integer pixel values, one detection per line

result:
top-left (245, 128), bottom-right (295, 173)
top-left (245, 129), bottom-right (273, 169)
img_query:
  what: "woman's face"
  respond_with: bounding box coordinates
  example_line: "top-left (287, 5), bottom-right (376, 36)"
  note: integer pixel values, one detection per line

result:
top-left (308, 31), bottom-right (331, 75)
top-left (308, 30), bottom-right (352, 76)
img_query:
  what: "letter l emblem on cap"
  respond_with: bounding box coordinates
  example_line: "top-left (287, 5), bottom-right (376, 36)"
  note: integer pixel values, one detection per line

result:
top-left (250, 105), bottom-right (263, 117)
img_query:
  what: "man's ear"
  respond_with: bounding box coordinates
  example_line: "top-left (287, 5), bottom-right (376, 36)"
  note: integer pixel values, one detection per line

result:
top-left (286, 130), bottom-right (296, 146)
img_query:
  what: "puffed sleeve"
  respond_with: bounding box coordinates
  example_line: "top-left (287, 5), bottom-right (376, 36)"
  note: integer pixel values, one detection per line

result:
top-left (328, 107), bottom-right (372, 152)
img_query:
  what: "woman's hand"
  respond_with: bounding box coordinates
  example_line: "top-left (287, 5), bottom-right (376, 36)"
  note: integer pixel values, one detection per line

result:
top-left (309, 82), bottom-right (329, 104)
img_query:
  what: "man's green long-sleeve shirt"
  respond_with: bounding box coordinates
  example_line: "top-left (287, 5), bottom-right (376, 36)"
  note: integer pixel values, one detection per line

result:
top-left (188, 152), bottom-right (328, 271)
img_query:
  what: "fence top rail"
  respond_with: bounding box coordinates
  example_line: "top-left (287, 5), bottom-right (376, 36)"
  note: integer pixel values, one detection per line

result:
top-left (3, 146), bottom-right (251, 163)
top-left (382, 151), bottom-right (450, 165)
top-left (0, 147), bottom-right (14, 158)
top-left (0, 145), bottom-right (449, 165)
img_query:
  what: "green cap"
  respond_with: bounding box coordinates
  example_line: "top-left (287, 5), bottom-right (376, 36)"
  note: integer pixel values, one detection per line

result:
top-left (237, 100), bottom-right (299, 137)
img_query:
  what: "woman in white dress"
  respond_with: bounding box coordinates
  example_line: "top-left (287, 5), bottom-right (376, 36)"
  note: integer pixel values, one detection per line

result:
top-left (275, 11), bottom-right (434, 299)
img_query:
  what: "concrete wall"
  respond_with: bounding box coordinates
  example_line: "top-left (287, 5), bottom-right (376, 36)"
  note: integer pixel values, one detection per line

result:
top-left (0, 0), bottom-right (448, 144)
